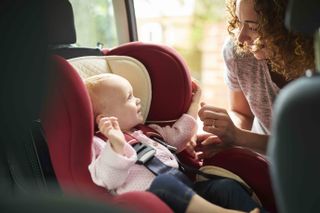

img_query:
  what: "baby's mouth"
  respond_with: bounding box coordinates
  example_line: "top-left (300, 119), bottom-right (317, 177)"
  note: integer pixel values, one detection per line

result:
top-left (137, 106), bottom-right (142, 114)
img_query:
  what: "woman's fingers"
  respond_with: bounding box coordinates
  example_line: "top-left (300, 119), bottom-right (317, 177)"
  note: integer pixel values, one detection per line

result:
top-left (196, 133), bottom-right (213, 142)
top-left (201, 135), bottom-right (222, 145)
top-left (198, 104), bottom-right (227, 117)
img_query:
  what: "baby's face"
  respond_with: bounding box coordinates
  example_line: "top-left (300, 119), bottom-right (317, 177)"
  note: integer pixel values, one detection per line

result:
top-left (98, 75), bottom-right (144, 131)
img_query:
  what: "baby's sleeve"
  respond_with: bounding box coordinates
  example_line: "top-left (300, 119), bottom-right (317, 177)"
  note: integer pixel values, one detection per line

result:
top-left (88, 138), bottom-right (137, 190)
top-left (148, 114), bottom-right (197, 153)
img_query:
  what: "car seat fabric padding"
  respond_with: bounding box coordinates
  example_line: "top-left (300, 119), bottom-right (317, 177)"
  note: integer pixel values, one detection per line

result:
top-left (68, 55), bottom-right (152, 122)
top-left (42, 55), bottom-right (173, 213)
top-left (41, 55), bottom-right (106, 195)
top-left (203, 147), bottom-right (277, 213)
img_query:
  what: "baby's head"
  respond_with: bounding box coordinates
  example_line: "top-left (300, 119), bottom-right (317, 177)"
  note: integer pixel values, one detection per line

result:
top-left (85, 73), bottom-right (143, 131)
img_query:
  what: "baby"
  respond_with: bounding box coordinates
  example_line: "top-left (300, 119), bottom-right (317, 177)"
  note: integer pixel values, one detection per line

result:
top-left (85, 73), bottom-right (261, 213)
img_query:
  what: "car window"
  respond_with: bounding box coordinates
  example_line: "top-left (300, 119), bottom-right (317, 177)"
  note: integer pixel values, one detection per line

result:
top-left (133, 0), bottom-right (228, 107)
top-left (69, 0), bottom-right (118, 48)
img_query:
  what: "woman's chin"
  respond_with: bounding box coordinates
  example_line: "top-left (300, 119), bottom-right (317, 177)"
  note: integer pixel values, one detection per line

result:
top-left (251, 49), bottom-right (267, 60)
top-left (253, 52), bottom-right (267, 60)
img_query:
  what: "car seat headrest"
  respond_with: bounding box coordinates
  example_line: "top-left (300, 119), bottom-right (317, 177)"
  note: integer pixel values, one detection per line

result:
top-left (46, 0), bottom-right (76, 45)
top-left (285, 0), bottom-right (320, 34)
top-left (68, 56), bottom-right (152, 122)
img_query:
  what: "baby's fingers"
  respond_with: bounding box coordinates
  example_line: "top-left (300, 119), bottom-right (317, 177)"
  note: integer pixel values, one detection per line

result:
top-left (109, 117), bottom-right (120, 130)
top-left (185, 144), bottom-right (197, 158)
top-left (99, 120), bottom-right (113, 136)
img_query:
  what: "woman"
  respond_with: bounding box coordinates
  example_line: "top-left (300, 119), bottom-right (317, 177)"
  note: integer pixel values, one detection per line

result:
top-left (197, 0), bottom-right (314, 156)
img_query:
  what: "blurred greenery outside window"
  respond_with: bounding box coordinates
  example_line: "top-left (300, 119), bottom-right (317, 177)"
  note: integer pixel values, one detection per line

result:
top-left (134, 0), bottom-right (228, 107)
top-left (69, 0), bottom-right (118, 48)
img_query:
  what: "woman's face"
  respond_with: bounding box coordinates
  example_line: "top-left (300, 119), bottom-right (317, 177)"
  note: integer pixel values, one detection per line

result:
top-left (235, 0), bottom-right (268, 60)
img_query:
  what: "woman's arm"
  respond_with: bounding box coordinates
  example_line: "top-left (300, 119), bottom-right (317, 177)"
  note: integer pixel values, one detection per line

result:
top-left (228, 89), bottom-right (254, 130)
top-left (228, 89), bottom-right (268, 153)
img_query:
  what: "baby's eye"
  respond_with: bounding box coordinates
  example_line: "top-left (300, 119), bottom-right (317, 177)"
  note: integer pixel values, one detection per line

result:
top-left (128, 93), bottom-right (133, 100)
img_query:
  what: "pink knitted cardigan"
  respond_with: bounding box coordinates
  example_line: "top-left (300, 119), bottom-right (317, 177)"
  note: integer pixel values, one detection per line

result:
top-left (88, 114), bottom-right (197, 194)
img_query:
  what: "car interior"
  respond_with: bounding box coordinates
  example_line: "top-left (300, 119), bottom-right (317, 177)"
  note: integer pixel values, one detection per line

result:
top-left (0, 0), bottom-right (319, 212)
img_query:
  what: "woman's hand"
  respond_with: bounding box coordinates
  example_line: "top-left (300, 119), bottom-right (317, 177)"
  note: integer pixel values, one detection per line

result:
top-left (198, 103), bottom-right (239, 148)
top-left (194, 133), bottom-right (228, 159)
top-left (97, 116), bottom-right (126, 155)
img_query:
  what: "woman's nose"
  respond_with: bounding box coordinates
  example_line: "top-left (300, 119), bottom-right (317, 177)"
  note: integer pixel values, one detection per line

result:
top-left (237, 25), bottom-right (250, 44)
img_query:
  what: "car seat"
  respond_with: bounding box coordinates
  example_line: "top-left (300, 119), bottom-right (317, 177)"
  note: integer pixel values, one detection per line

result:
top-left (41, 55), bottom-right (173, 213)
top-left (67, 41), bottom-right (276, 213)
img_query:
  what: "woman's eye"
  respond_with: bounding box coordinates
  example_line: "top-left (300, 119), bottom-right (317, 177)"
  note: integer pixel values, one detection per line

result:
top-left (248, 27), bottom-right (258, 31)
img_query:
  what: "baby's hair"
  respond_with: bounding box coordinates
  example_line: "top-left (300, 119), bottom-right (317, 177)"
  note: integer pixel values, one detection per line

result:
top-left (84, 73), bottom-right (114, 85)
top-left (84, 73), bottom-right (115, 118)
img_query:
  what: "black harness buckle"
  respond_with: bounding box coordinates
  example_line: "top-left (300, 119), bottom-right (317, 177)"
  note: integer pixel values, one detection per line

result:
top-left (132, 142), bottom-right (156, 164)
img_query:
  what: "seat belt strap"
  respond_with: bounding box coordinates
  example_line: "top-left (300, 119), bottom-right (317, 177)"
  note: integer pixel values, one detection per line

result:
top-left (95, 131), bottom-right (174, 176)
top-left (131, 142), bottom-right (187, 182)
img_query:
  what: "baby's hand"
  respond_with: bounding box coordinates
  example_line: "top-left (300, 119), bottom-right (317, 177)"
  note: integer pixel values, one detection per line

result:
top-left (97, 116), bottom-right (126, 155)
top-left (191, 80), bottom-right (202, 104)
top-left (185, 135), bottom-right (198, 158)
top-left (187, 79), bottom-right (202, 119)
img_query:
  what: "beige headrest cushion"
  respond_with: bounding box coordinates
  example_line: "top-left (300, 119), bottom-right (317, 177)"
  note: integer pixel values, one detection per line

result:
top-left (68, 56), bottom-right (152, 122)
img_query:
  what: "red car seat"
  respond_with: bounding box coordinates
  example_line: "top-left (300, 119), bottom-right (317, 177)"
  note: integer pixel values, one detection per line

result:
top-left (67, 41), bottom-right (276, 213)
top-left (41, 55), bottom-right (173, 213)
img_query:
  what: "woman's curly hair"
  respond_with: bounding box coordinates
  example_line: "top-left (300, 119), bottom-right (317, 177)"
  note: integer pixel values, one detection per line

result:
top-left (226, 0), bottom-right (315, 80)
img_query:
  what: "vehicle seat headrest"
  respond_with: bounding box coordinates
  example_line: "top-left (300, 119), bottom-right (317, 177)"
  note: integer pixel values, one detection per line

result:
top-left (46, 0), bottom-right (76, 45)
top-left (285, 0), bottom-right (320, 34)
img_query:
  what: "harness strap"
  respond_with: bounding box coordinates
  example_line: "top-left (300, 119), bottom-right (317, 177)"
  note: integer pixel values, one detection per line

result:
top-left (95, 131), bottom-right (183, 178)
